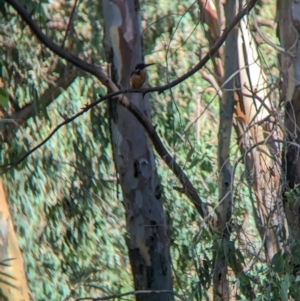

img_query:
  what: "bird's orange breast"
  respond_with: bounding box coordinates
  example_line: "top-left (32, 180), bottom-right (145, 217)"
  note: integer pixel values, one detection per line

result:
top-left (130, 70), bottom-right (147, 89)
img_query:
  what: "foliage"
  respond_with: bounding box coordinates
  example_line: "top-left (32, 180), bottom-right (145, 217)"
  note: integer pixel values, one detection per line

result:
top-left (3, 82), bottom-right (133, 300)
top-left (1, 0), bottom-right (299, 300)
top-left (1, 2), bottom-right (131, 299)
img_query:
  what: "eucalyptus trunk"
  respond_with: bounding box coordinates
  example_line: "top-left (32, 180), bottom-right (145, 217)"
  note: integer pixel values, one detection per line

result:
top-left (213, 1), bottom-right (237, 300)
top-left (102, 1), bottom-right (173, 301)
top-left (234, 17), bottom-right (285, 261)
top-left (277, 0), bottom-right (300, 240)
top-left (0, 180), bottom-right (30, 301)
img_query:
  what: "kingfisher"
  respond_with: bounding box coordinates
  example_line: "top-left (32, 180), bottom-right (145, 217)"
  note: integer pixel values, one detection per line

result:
top-left (130, 63), bottom-right (154, 89)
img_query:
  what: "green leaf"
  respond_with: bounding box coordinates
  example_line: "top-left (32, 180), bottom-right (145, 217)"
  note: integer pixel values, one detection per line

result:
top-left (271, 252), bottom-right (285, 273)
top-left (280, 273), bottom-right (290, 301)
top-left (0, 88), bottom-right (9, 108)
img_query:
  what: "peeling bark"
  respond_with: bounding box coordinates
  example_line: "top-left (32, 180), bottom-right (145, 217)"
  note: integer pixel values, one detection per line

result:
top-left (102, 1), bottom-right (173, 301)
top-left (277, 0), bottom-right (300, 239)
top-left (234, 18), bottom-right (286, 261)
top-left (198, 0), bottom-right (224, 83)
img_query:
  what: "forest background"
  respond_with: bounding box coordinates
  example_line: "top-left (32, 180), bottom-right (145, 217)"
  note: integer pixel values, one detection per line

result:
top-left (0, 0), bottom-right (299, 300)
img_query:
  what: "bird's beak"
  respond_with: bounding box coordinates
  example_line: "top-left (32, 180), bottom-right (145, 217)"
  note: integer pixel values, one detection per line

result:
top-left (144, 63), bottom-right (155, 68)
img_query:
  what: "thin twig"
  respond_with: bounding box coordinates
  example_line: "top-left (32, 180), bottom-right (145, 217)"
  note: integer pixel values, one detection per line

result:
top-left (251, 10), bottom-right (294, 57)
top-left (3, 0), bottom-right (259, 220)
top-left (0, 94), bottom-right (208, 218)
top-left (6, 0), bottom-right (258, 94)
top-left (61, 0), bottom-right (79, 48)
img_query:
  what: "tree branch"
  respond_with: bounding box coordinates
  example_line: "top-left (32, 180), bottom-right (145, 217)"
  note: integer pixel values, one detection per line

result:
top-left (3, 0), bottom-right (259, 219)
top-left (61, 0), bottom-right (79, 48)
top-left (76, 289), bottom-right (187, 301)
top-left (5, 0), bottom-right (117, 91)
top-left (2, 65), bottom-right (78, 138)
top-left (0, 94), bottom-right (208, 218)
top-left (6, 0), bottom-right (258, 94)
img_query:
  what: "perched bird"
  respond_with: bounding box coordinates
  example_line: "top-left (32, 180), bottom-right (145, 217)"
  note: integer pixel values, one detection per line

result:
top-left (130, 63), bottom-right (154, 89)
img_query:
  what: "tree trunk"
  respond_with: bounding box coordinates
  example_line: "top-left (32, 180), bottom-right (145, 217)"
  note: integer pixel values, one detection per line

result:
top-left (102, 1), bottom-right (173, 301)
top-left (0, 180), bottom-right (30, 301)
top-left (276, 0), bottom-right (300, 240)
top-left (213, 1), bottom-right (237, 300)
top-left (234, 17), bottom-right (286, 261)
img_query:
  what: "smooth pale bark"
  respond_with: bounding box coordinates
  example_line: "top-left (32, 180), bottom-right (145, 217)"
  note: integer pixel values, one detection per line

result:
top-left (277, 0), bottom-right (300, 240)
top-left (102, 1), bottom-right (173, 301)
top-left (235, 18), bottom-right (286, 261)
top-left (0, 180), bottom-right (30, 301)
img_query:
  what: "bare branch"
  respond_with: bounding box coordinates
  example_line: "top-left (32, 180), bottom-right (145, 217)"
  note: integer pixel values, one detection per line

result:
top-left (1, 94), bottom-right (208, 218)
top-left (61, 0), bottom-right (79, 48)
top-left (3, 65), bottom-right (78, 135)
top-left (5, 0), bottom-right (116, 90)
top-left (201, 70), bottom-right (222, 98)
top-left (76, 290), bottom-right (187, 301)
top-left (3, 0), bottom-right (259, 222)
top-left (251, 10), bottom-right (293, 56)
top-left (6, 0), bottom-right (258, 94)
